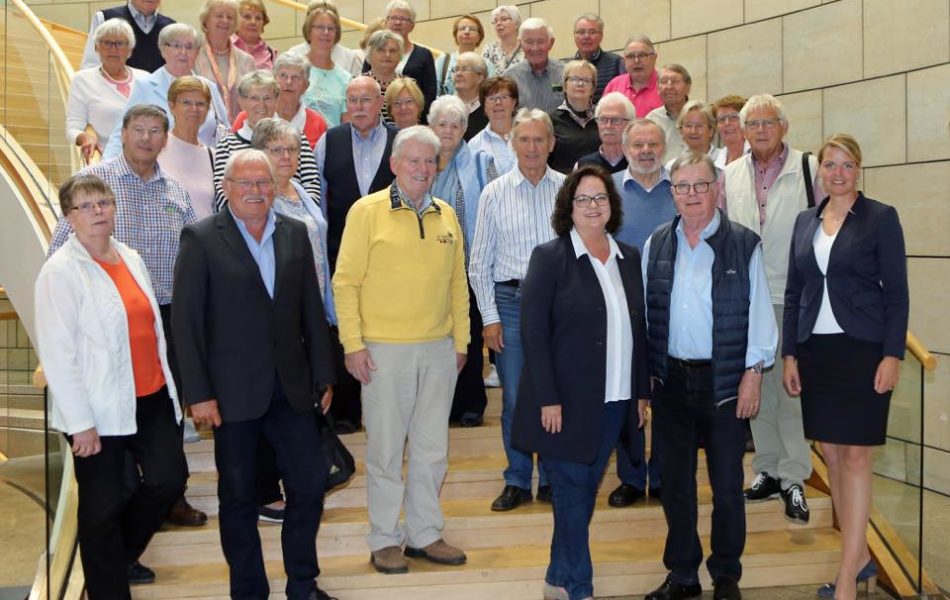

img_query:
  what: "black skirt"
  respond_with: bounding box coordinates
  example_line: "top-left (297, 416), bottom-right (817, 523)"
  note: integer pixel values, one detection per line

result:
top-left (797, 333), bottom-right (892, 446)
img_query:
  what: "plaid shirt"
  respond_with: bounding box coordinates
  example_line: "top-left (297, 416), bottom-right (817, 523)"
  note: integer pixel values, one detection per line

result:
top-left (48, 155), bottom-right (197, 305)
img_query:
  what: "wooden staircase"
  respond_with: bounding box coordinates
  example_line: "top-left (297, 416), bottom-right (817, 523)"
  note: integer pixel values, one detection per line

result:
top-left (136, 390), bottom-right (841, 599)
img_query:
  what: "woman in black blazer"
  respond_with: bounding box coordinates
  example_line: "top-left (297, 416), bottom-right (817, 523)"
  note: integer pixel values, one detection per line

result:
top-left (782, 134), bottom-right (909, 599)
top-left (512, 165), bottom-right (651, 600)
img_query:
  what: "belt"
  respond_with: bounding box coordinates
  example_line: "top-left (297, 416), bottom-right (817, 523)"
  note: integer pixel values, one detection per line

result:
top-left (669, 357), bottom-right (712, 369)
top-left (495, 279), bottom-right (520, 288)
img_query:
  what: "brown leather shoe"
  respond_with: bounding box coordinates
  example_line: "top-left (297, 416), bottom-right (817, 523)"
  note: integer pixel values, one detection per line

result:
top-left (370, 546), bottom-right (409, 574)
top-left (165, 496), bottom-right (208, 527)
top-left (404, 539), bottom-right (466, 565)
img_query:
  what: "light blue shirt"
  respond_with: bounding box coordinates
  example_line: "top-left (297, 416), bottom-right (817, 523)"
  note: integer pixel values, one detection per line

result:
top-left (231, 207), bottom-right (277, 299)
top-left (641, 211), bottom-right (777, 369)
top-left (314, 120), bottom-right (389, 217)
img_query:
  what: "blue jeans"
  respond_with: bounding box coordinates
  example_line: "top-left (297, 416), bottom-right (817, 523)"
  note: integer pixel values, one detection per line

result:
top-left (616, 425), bottom-right (662, 489)
top-left (544, 401), bottom-right (627, 599)
top-left (495, 283), bottom-right (546, 489)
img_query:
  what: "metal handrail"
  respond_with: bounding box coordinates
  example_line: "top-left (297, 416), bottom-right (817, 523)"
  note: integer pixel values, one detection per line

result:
top-left (266, 0), bottom-right (367, 30)
top-left (906, 331), bottom-right (936, 371)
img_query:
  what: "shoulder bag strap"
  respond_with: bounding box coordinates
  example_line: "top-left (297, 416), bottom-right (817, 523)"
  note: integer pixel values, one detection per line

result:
top-left (802, 151), bottom-right (815, 208)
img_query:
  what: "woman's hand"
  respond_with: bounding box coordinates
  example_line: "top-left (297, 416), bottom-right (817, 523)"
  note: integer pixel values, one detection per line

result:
top-left (319, 385), bottom-right (333, 414)
top-left (783, 356), bottom-right (802, 396)
top-left (874, 356), bottom-right (900, 394)
top-left (75, 132), bottom-right (98, 165)
top-left (637, 398), bottom-right (650, 428)
top-left (71, 427), bottom-right (101, 457)
top-left (541, 404), bottom-right (562, 434)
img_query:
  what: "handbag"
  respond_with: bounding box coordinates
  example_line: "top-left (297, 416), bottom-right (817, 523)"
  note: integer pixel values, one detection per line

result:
top-left (315, 411), bottom-right (356, 491)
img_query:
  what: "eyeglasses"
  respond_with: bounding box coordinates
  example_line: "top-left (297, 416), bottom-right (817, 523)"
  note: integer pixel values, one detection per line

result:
top-left (682, 122), bottom-right (710, 131)
top-left (311, 24), bottom-right (337, 33)
top-left (596, 116), bottom-right (630, 126)
top-left (744, 118), bottom-right (781, 130)
top-left (566, 76), bottom-right (593, 86)
top-left (624, 51), bottom-right (655, 61)
top-left (177, 98), bottom-right (208, 109)
top-left (573, 193), bottom-right (610, 207)
top-left (392, 98), bottom-right (418, 109)
top-left (99, 40), bottom-right (130, 49)
top-left (458, 25), bottom-right (479, 33)
top-left (163, 41), bottom-right (197, 52)
top-left (455, 65), bottom-right (477, 73)
top-left (716, 114), bottom-right (740, 124)
top-left (71, 198), bottom-right (115, 214)
top-left (266, 145), bottom-right (299, 156)
top-left (243, 94), bottom-right (275, 103)
top-left (130, 126), bottom-right (164, 138)
top-left (672, 181), bottom-right (714, 195)
top-left (658, 77), bottom-right (685, 86)
top-left (346, 95), bottom-right (380, 105)
top-left (486, 93), bottom-right (512, 104)
top-left (574, 29), bottom-right (602, 36)
top-left (227, 178), bottom-right (274, 190)
top-left (386, 14), bottom-right (413, 24)
top-left (491, 15), bottom-right (512, 24)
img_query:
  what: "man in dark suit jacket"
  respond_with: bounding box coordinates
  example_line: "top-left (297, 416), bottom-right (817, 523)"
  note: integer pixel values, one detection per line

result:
top-left (172, 149), bottom-right (337, 600)
top-left (80, 0), bottom-right (176, 72)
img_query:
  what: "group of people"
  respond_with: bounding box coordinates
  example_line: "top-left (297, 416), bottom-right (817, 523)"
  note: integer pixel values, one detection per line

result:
top-left (38, 1), bottom-right (910, 600)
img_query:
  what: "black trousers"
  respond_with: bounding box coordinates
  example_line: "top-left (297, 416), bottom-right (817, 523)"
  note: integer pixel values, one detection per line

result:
top-left (652, 361), bottom-right (747, 584)
top-left (215, 376), bottom-right (327, 599)
top-left (159, 303), bottom-right (189, 481)
top-left (71, 387), bottom-right (187, 600)
top-left (450, 285), bottom-right (487, 421)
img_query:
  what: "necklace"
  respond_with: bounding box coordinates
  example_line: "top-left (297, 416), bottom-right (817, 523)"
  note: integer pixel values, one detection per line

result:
top-left (100, 65), bottom-right (132, 97)
top-left (210, 41), bottom-right (231, 55)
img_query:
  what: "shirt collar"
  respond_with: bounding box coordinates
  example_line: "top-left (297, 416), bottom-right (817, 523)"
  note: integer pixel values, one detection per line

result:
top-left (114, 154), bottom-right (164, 184)
top-left (126, 1), bottom-right (155, 19)
top-left (752, 142), bottom-right (789, 169)
top-left (510, 165), bottom-right (558, 188)
top-left (352, 120), bottom-right (384, 142)
top-left (676, 209), bottom-right (721, 241)
top-left (627, 69), bottom-right (657, 93)
top-left (570, 227), bottom-right (623, 260)
top-left (237, 122), bottom-right (254, 140)
top-left (229, 204), bottom-right (277, 242)
top-left (622, 166), bottom-right (670, 192)
top-left (389, 181), bottom-right (435, 214)
top-left (573, 47), bottom-right (603, 62)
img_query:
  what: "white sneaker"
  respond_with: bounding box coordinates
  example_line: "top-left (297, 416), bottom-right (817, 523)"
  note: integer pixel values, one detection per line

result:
top-left (183, 417), bottom-right (201, 443)
top-left (484, 364), bottom-right (501, 387)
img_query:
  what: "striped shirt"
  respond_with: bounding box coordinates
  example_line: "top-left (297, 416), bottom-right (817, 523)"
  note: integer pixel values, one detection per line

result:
top-left (48, 155), bottom-right (196, 305)
top-left (212, 130), bottom-right (321, 211)
top-left (468, 166), bottom-right (565, 325)
top-left (502, 59), bottom-right (565, 114)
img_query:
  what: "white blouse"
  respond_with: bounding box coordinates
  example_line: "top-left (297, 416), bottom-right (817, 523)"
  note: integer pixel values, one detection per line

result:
top-left (812, 224), bottom-right (844, 334)
top-left (65, 66), bottom-right (149, 146)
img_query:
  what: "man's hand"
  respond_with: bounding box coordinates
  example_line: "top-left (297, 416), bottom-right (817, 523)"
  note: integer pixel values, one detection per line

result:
top-left (190, 399), bottom-right (222, 429)
top-left (541, 404), bottom-right (562, 434)
top-left (783, 356), bottom-right (802, 396)
top-left (71, 427), bottom-right (101, 457)
top-left (456, 352), bottom-right (467, 373)
top-left (483, 323), bottom-right (504, 352)
top-left (736, 370), bottom-right (762, 419)
top-left (319, 385), bottom-right (333, 414)
top-left (637, 398), bottom-right (650, 428)
top-left (345, 348), bottom-right (377, 384)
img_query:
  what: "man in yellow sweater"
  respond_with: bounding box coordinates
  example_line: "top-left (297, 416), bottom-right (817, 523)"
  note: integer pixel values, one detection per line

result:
top-left (332, 125), bottom-right (470, 575)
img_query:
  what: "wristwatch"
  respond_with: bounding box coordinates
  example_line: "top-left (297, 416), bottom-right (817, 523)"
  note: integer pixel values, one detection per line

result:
top-left (748, 361), bottom-right (765, 374)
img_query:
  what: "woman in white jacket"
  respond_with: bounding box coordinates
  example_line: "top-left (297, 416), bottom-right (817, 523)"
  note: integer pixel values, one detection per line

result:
top-left (34, 174), bottom-right (187, 600)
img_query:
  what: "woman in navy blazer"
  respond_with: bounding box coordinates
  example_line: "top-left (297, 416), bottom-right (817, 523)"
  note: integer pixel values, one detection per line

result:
top-left (512, 165), bottom-right (650, 600)
top-left (782, 134), bottom-right (908, 599)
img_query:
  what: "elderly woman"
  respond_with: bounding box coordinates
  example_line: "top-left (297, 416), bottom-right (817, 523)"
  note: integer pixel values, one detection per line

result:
top-left (231, 0), bottom-right (278, 69)
top-left (453, 52), bottom-right (490, 140)
top-left (666, 100), bottom-right (717, 169)
top-left (35, 174), bottom-right (187, 599)
top-left (482, 5), bottom-right (524, 74)
top-left (467, 76), bottom-right (518, 174)
top-left (435, 15), bottom-right (492, 96)
top-left (548, 60), bottom-right (600, 173)
top-left (385, 77), bottom-right (425, 129)
top-left (195, 0), bottom-right (256, 122)
top-left (212, 70), bottom-right (320, 210)
top-left (513, 165), bottom-right (649, 600)
top-left (783, 134), bottom-right (908, 600)
top-left (381, 0), bottom-right (437, 113)
top-left (428, 95), bottom-right (497, 427)
top-left (363, 30), bottom-right (404, 125)
top-left (712, 95), bottom-right (748, 169)
top-left (300, 2), bottom-right (354, 127)
top-left (67, 18), bottom-right (148, 164)
top-left (158, 77), bottom-right (216, 219)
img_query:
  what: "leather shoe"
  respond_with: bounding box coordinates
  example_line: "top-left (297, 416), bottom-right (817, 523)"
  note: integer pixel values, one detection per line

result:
top-left (535, 484), bottom-right (552, 503)
top-left (644, 574), bottom-right (701, 600)
top-left (649, 487), bottom-right (663, 501)
top-left (607, 483), bottom-right (645, 508)
top-left (165, 496), bottom-right (207, 527)
top-left (404, 538), bottom-right (466, 565)
top-left (370, 546), bottom-right (409, 574)
top-left (713, 577), bottom-right (741, 600)
top-left (309, 585), bottom-right (338, 600)
top-left (459, 412), bottom-right (483, 427)
top-left (491, 485), bottom-right (532, 511)
top-left (128, 561), bottom-right (155, 585)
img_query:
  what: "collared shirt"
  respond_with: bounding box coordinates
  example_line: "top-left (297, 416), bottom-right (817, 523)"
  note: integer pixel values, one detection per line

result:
top-left (231, 34), bottom-right (277, 70)
top-left (48, 155), bottom-right (197, 305)
top-left (613, 167), bottom-right (675, 252)
top-left (81, 3), bottom-right (159, 69)
top-left (752, 143), bottom-right (789, 227)
top-left (502, 59), bottom-right (566, 113)
top-left (468, 125), bottom-right (516, 175)
top-left (572, 47), bottom-right (624, 103)
top-left (603, 69), bottom-right (662, 118)
top-left (641, 211), bottom-right (777, 368)
top-left (569, 228), bottom-right (633, 402)
top-left (314, 120), bottom-right (388, 207)
top-left (231, 206), bottom-right (277, 299)
top-left (645, 104), bottom-right (687, 164)
top-left (468, 166), bottom-right (565, 324)
top-left (395, 184), bottom-right (434, 216)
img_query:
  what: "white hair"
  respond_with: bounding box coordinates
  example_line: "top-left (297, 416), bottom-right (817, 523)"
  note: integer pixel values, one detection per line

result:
top-left (392, 125), bottom-right (440, 159)
top-left (385, 0), bottom-right (416, 22)
top-left (428, 95), bottom-right (468, 132)
top-left (491, 5), bottom-right (521, 26)
top-left (739, 94), bottom-right (787, 127)
top-left (94, 18), bottom-right (136, 50)
top-left (512, 107), bottom-right (554, 139)
top-left (519, 17), bottom-right (554, 40)
top-left (595, 92), bottom-right (636, 120)
top-left (158, 23), bottom-right (202, 47)
top-left (273, 52), bottom-right (310, 85)
top-left (223, 148), bottom-right (275, 180)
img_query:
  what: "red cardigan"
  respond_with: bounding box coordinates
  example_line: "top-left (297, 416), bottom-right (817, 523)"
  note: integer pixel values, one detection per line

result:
top-left (231, 107), bottom-right (328, 150)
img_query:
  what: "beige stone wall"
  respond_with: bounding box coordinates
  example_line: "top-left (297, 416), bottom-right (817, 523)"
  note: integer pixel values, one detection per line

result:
top-left (21, 0), bottom-right (950, 491)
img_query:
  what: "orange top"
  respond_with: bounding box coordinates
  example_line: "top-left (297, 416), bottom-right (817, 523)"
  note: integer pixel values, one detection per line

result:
top-left (95, 256), bottom-right (165, 397)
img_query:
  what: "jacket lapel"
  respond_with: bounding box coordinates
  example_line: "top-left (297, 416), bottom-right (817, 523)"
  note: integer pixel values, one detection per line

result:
top-left (272, 215), bottom-right (289, 302)
top-left (216, 210), bottom-right (272, 302)
top-left (616, 252), bottom-right (641, 318)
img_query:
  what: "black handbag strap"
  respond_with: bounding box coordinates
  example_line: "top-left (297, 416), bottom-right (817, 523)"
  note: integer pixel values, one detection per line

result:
top-left (802, 151), bottom-right (815, 208)
top-left (439, 54), bottom-right (452, 94)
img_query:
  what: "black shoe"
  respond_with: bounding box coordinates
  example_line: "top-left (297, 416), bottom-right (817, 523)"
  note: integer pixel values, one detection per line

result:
top-left (128, 561), bottom-right (155, 585)
top-left (309, 585), bottom-right (338, 600)
top-left (333, 419), bottom-right (357, 435)
top-left (535, 485), bottom-right (552, 503)
top-left (644, 574), bottom-right (702, 600)
top-left (781, 483), bottom-right (810, 524)
top-left (490, 485), bottom-right (532, 511)
top-left (743, 472), bottom-right (781, 502)
top-left (713, 577), bottom-right (741, 600)
top-left (649, 487), bottom-right (662, 501)
top-left (459, 412), bottom-right (483, 428)
top-left (258, 503), bottom-right (285, 523)
top-left (165, 495), bottom-right (208, 527)
top-left (607, 483), bottom-right (645, 508)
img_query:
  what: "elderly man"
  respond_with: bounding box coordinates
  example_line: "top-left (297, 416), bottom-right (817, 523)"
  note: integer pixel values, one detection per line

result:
top-left (469, 108), bottom-right (565, 511)
top-left (606, 118), bottom-right (676, 507)
top-left (723, 94), bottom-right (820, 525)
top-left (646, 63), bottom-right (691, 164)
top-left (332, 126), bottom-right (469, 575)
top-left (643, 151), bottom-right (777, 600)
top-left (570, 13), bottom-right (623, 104)
top-left (603, 35), bottom-right (662, 118)
top-left (502, 18), bottom-right (565, 113)
top-left (576, 92), bottom-right (635, 173)
top-left (173, 149), bottom-right (336, 600)
top-left (80, 0), bottom-right (175, 71)
top-left (48, 103), bottom-right (207, 582)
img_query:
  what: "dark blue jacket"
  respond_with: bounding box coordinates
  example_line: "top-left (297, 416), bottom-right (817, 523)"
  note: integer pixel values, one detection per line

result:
top-left (512, 235), bottom-right (651, 464)
top-left (783, 194), bottom-right (909, 359)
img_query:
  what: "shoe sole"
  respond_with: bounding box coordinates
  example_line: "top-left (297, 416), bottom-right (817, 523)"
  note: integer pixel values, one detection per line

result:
top-left (370, 555), bottom-right (409, 574)
top-left (258, 515), bottom-right (284, 523)
top-left (744, 492), bottom-right (781, 503)
top-left (404, 547), bottom-right (467, 565)
top-left (784, 514), bottom-right (810, 525)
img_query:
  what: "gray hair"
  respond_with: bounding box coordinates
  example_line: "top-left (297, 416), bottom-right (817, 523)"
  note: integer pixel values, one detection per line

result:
top-left (250, 118), bottom-right (299, 150)
top-left (624, 34), bottom-right (655, 51)
top-left (95, 18), bottom-right (136, 50)
top-left (273, 52), bottom-right (310, 85)
top-left (223, 148), bottom-right (275, 180)
top-left (427, 95), bottom-right (468, 132)
top-left (158, 23), bottom-right (202, 47)
top-left (491, 5), bottom-right (521, 27)
top-left (621, 118), bottom-right (665, 147)
top-left (661, 63), bottom-right (692, 85)
top-left (574, 13), bottom-right (603, 30)
top-left (122, 104), bottom-right (170, 131)
top-left (739, 93), bottom-right (788, 128)
top-left (199, 0), bottom-right (240, 31)
top-left (595, 92), bottom-right (636, 120)
top-left (366, 29), bottom-right (405, 54)
top-left (385, 0), bottom-right (416, 22)
top-left (519, 17), bottom-right (554, 40)
top-left (456, 51), bottom-right (488, 77)
top-left (392, 125), bottom-right (440, 159)
top-left (512, 107), bottom-right (554, 139)
top-left (669, 150), bottom-right (717, 180)
top-left (237, 70), bottom-right (279, 98)
top-left (347, 75), bottom-right (382, 97)
top-left (676, 100), bottom-right (715, 130)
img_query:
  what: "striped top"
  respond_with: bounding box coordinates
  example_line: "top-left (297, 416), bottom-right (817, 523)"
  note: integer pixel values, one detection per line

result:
top-left (502, 59), bottom-right (565, 113)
